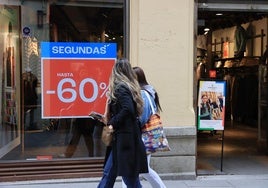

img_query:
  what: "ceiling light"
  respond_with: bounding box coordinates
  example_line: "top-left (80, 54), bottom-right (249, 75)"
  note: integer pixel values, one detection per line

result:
top-left (204, 28), bottom-right (210, 32)
top-left (216, 13), bottom-right (223, 16)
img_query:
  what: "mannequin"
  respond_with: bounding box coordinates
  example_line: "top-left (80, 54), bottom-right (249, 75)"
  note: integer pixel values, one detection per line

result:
top-left (22, 67), bottom-right (38, 130)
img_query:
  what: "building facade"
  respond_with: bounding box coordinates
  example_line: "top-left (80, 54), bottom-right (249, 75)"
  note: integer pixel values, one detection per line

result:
top-left (0, 0), bottom-right (267, 182)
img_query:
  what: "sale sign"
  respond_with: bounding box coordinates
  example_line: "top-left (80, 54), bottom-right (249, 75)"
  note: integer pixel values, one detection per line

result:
top-left (41, 42), bottom-right (116, 118)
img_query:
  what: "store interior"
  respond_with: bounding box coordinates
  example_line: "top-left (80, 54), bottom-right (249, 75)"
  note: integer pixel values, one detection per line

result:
top-left (196, 1), bottom-right (268, 175)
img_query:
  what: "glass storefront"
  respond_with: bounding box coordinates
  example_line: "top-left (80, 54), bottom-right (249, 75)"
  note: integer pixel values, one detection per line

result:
top-left (0, 5), bottom-right (21, 159)
top-left (0, 0), bottom-right (125, 162)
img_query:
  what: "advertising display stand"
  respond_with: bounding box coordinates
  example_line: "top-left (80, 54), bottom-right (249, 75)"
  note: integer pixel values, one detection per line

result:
top-left (197, 79), bottom-right (227, 171)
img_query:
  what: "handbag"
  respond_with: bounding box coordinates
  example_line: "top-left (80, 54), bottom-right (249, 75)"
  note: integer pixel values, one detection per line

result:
top-left (142, 91), bottom-right (171, 154)
top-left (101, 125), bottom-right (114, 146)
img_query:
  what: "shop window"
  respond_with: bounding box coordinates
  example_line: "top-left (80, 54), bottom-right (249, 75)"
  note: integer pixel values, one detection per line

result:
top-left (0, 5), bottom-right (21, 159)
top-left (0, 0), bottom-right (125, 161)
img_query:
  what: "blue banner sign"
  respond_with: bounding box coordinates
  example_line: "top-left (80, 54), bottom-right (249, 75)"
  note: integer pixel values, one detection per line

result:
top-left (41, 42), bottom-right (117, 58)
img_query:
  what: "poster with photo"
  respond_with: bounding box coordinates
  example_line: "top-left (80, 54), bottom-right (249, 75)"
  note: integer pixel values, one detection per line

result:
top-left (197, 80), bottom-right (226, 131)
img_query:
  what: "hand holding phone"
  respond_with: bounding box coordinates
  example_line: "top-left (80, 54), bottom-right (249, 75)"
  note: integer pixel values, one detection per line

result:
top-left (89, 111), bottom-right (104, 121)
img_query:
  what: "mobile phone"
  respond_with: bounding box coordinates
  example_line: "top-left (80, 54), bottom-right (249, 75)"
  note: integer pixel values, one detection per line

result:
top-left (89, 111), bottom-right (104, 120)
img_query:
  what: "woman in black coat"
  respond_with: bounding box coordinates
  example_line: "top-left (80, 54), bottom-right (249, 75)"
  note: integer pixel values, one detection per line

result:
top-left (98, 59), bottom-right (148, 188)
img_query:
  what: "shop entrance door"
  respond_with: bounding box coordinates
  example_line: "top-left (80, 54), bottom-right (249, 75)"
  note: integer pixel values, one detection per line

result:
top-left (196, 1), bottom-right (268, 175)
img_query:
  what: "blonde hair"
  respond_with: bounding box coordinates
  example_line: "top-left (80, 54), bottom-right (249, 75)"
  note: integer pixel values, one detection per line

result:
top-left (108, 59), bottom-right (143, 116)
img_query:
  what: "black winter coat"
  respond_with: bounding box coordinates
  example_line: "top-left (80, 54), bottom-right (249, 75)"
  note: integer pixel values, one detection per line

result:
top-left (107, 84), bottom-right (148, 177)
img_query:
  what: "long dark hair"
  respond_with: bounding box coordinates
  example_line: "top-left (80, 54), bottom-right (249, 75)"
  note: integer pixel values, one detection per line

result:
top-left (133, 66), bottom-right (162, 112)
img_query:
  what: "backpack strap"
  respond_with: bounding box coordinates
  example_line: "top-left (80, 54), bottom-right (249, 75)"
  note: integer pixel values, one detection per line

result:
top-left (144, 90), bottom-right (156, 114)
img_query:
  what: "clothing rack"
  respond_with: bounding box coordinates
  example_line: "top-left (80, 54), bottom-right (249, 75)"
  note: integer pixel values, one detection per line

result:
top-left (214, 59), bottom-right (260, 127)
top-left (216, 65), bottom-right (259, 78)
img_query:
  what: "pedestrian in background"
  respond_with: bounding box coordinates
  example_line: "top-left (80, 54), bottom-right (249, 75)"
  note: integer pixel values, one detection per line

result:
top-left (123, 66), bottom-right (166, 188)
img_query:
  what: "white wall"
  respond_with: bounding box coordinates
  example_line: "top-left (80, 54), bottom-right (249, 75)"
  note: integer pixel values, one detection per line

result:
top-left (130, 0), bottom-right (196, 126)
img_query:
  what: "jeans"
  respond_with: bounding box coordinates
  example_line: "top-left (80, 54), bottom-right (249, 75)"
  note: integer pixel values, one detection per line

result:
top-left (98, 151), bottom-right (142, 188)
